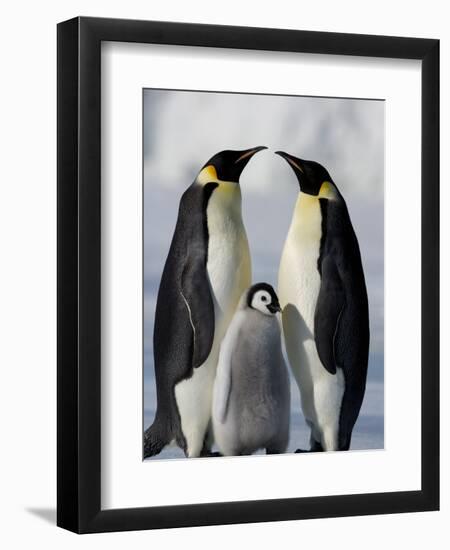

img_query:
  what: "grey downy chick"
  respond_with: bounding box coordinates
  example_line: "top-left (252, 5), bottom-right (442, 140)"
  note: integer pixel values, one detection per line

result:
top-left (212, 283), bottom-right (290, 456)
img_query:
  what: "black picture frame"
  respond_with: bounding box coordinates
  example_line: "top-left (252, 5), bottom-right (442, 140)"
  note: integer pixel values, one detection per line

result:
top-left (57, 16), bottom-right (439, 533)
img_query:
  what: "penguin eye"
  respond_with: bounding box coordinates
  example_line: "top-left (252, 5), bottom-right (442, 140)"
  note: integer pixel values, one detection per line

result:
top-left (261, 295), bottom-right (267, 302)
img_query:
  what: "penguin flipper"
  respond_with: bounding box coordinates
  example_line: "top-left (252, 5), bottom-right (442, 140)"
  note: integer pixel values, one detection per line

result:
top-left (213, 312), bottom-right (245, 423)
top-left (213, 336), bottom-right (234, 424)
top-left (213, 361), bottom-right (232, 424)
top-left (314, 255), bottom-right (345, 375)
top-left (181, 257), bottom-right (215, 369)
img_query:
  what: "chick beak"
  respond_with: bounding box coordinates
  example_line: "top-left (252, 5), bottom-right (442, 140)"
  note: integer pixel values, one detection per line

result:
top-left (267, 303), bottom-right (282, 314)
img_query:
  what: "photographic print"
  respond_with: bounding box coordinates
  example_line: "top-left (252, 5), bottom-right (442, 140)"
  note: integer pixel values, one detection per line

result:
top-left (57, 18), bottom-right (439, 532)
top-left (143, 89), bottom-right (384, 460)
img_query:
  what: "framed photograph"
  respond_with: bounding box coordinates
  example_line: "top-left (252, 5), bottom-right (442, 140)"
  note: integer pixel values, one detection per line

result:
top-left (57, 16), bottom-right (439, 533)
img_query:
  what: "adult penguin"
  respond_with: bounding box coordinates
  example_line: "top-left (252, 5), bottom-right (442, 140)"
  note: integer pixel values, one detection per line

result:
top-left (144, 147), bottom-right (266, 458)
top-left (276, 152), bottom-right (369, 452)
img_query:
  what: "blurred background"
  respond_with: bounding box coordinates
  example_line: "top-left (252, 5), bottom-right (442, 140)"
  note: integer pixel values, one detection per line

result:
top-left (143, 89), bottom-right (384, 458)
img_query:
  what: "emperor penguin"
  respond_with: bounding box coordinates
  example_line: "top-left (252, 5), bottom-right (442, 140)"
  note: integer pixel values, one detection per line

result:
top-left (276, 152), bottom-right (369, 452)
top-left (212, 283), bottom-right (290, 456)
top-left (144, 147), bottom-right (266, 459)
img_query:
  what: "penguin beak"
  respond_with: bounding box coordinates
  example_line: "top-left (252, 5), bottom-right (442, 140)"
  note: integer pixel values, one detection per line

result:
top-left (275, 151), bottom-right (304, 174)
top-left (276, 150), bottom-right (310, 193)
top-left (202, 147), bottom-right (267, 179)
top-left (225, 146), bottom-right (267, 182)
top-left (267, 303), bottom-right (282, 314)
top-left (234, 146), bottom-right (267, 165)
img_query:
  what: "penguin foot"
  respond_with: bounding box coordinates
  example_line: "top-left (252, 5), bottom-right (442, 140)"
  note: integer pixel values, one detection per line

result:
top-left (143, 422), bottom-right (167, 458)
top-left (294, 448), bottom-right (309, 453)
top-left (200, 450), bottom-right (222, 458)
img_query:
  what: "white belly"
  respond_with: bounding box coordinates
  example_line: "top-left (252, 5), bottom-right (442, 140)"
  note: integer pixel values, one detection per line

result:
top-left (207, 226), bottom-right (251, 333)
top-left (175, 192), bottom-right (251, 457)
top-left (278, 193), bottom-right (344, 450)
top-left (206, 189), bottom-right (252, 336)
top-left (174, 353), bottom-right (218, 457)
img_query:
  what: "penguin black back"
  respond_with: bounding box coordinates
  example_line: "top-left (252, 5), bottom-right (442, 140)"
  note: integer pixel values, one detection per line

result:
top-left (316, 196), bottom-right (369, 450)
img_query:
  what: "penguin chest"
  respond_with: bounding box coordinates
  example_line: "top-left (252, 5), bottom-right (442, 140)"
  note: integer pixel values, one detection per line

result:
top-left (278, 194), bottom-right (345, 437)
top-left (278, 196), bottom-right (324, 388)
top-left (278, 193), bottom-right (323, 335)
top-left (206, 203), bottom-right (251, 336)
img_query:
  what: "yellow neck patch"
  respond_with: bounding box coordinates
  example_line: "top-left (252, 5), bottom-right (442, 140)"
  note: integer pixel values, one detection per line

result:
top-left (318, 181), bottom-right (337, 200)
top-left (197, 165), bottom-right (218, 185)
top-left (196, 165), bottom-right (238, 193)
top-left (196, 164), bottom-right (241, 208)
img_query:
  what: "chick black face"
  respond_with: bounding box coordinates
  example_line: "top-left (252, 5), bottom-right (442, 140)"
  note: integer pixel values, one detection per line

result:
top-left (275, 151), bottom-right (334, 196)
top-left (201, 146), bottom-right (267, 183)
top-left (247, 283), bottom-right (281, 316)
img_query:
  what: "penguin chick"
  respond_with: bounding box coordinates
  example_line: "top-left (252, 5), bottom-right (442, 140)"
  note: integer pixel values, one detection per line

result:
top-left (212, 283), bottom-right (290, 456)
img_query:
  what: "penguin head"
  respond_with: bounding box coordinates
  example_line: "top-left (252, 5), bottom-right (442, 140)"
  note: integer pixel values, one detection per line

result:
top-left (246, 283), bottom-right (281, 316)
top-left (197, 147), bottom-right (267, 184)
top-left (275, 151), bottom-right (338, 200)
